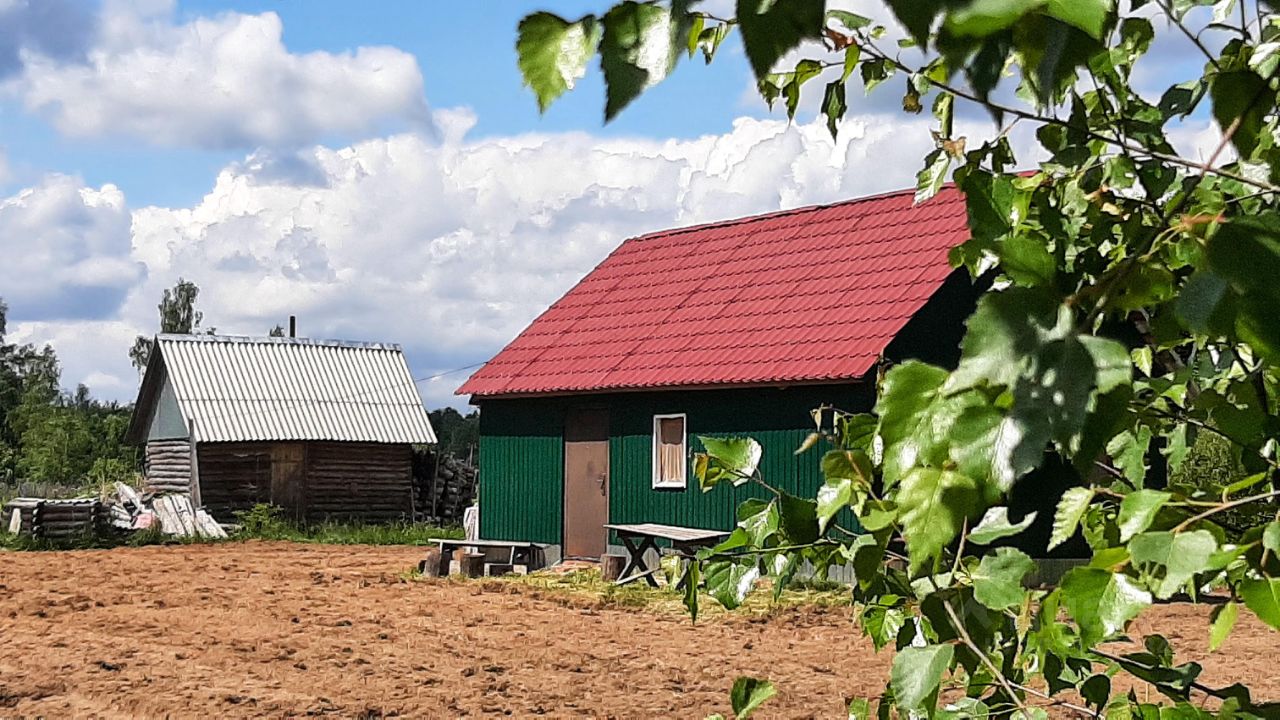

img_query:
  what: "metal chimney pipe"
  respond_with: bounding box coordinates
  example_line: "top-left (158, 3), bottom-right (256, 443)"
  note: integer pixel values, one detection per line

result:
top-left (289, 315), bottom-right (296, 338)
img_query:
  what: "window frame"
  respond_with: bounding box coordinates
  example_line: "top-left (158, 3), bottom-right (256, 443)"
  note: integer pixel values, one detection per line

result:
top-left (651, 413), bottom-right (688, 490)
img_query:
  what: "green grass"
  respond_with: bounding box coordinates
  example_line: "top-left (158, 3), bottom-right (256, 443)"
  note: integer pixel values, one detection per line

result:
top-left (0, 503), bottom-right (462, 551)
top-left (444, 567), bottom-right (853, 618)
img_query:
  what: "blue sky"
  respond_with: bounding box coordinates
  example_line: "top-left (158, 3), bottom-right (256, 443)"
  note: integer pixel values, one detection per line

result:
top-left (4, 0), bottom-right (759, 209)
top-left (0, 1), bottom-right (1221, 409)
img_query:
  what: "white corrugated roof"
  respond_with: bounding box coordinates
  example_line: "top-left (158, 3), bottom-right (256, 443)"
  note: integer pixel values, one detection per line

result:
top-left (151, 334), bottom-right (437, 444)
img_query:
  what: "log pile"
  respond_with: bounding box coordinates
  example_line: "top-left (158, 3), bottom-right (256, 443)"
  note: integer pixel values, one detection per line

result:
top-left (412, 450), bottom-right (477, 525)
top-left (144, 439), bottom-right (192, 494)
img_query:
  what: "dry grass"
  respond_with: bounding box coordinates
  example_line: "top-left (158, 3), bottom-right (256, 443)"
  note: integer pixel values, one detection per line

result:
top-left (438, 565), bottom-right (855, 619)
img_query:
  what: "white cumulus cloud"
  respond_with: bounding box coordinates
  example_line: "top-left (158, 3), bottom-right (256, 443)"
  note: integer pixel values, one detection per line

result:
top-left (11, 2), bottom-right (431, 149)
top-left (0, 174), bottom-right (141, 322)
top-left (10, 109), bottom-right (1025, 409)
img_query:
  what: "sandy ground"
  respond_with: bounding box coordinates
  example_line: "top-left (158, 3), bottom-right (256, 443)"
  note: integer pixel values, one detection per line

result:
top-left (0, 542), bottom-right (1274, 719)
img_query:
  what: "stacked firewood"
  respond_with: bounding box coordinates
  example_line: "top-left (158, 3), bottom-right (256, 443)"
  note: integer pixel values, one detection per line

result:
top-left (411, 451), bottom-right (478, 525)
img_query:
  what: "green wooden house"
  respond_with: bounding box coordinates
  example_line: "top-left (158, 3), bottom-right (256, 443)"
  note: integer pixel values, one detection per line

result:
top-left (457, 186), bottom-right (981, 561)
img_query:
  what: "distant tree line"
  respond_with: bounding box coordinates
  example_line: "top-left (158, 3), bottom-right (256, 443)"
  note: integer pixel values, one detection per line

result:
top-left (429, 407), bottom-right (479, 460)
top-left (0, 299), bottom-right (136, 487)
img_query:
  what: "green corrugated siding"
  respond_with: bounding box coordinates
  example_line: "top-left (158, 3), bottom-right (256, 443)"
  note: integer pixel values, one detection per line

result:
top-left (607, 387), bottom-right (867, 533)
top-left (477, 401), bottom-right (563, 544)
top-left (477, 385), bottom-right (873, 543)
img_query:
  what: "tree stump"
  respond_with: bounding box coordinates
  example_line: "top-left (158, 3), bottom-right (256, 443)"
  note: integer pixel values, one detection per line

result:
top-left (458, 551), bottom-right (486, 578)
top-left (418, 547), bottom-right (444, 577)
top-left (601, 553), bottom-right (627, 582)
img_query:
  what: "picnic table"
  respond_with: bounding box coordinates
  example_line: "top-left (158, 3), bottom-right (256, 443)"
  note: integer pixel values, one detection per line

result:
top-left (603, 523), bottom-right (729, 586)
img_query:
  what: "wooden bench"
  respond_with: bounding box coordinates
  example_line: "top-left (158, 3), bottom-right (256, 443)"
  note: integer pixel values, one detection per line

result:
top-left (603, 523), bottom-right (729, 586)
top-left (422, 539), bottom-right (539, 576)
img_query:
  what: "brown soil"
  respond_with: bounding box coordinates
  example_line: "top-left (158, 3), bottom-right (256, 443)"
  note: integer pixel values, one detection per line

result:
top-left (0, 542), bottom-right (1273, 719)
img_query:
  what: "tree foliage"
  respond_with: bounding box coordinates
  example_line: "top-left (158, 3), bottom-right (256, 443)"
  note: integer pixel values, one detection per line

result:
top-left (0, 301), bottom-right (137, 486)
top-left (129, 277), bottom-right (210, 371)
top-left (520, 0), bottom-right (1280, 716)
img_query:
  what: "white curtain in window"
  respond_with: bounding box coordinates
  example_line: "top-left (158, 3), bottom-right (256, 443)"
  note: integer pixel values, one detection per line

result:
top-left (657, 417), bottom-right (685, 485)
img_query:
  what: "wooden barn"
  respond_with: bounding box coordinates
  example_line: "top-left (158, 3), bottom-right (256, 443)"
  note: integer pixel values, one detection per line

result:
top-left (126, 335), bottom-right (437, 523)
top-left (457, 186), bottom-right (1010, 562)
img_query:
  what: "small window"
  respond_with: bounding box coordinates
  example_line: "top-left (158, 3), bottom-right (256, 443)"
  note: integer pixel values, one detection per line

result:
top-left (652, 414), bottom-right (687, 489)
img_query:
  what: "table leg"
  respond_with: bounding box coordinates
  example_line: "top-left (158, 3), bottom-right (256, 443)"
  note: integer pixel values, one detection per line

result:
top-left (618, 535), bottom-right (660, 587)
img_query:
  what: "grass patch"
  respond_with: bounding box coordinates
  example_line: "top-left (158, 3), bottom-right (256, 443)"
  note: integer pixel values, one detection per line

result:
top-left (456, 567), bottom-right (853, 618)
top-left (0, 503), bottom-right (461, 551)
top-left (232, 504), bottom-right (462, 545)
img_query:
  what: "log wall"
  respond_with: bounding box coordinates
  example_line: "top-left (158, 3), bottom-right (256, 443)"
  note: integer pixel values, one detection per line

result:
top-left (195, 441), bottom-right (413, 524)
top-left (306, 442), bottom-right (413, 523)
top-left (144, 439), bottom-right (192, 495)
top-left (197, 442), bottom-right (272, 523)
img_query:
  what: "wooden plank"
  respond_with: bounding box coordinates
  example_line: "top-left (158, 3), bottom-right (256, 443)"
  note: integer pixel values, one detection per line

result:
top-left (114, 482), bottom-right (144, 512)
top-left (153, 496), bottom-right (184, 536)
top-left (603, 522), bottom-right (728, 543)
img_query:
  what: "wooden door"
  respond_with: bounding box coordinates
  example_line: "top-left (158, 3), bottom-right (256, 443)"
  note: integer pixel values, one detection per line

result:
top-left (563, 408), bottom-right (609, 559)
top-left (271, 443), bottom-right (306, 521)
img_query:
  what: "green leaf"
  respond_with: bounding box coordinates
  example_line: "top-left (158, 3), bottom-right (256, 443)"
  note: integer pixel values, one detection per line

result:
top-left (898, 467), bottom-right (983, 573)
top-left (1128, 530), bottom-right (1217, 599)
top-left (1209, 601), bottom-right (1239, 651)
top-left (892, 643), bottom-right (953, 711)
top-left (876, 360), bottom-right (970, 482)
top-left (1061, 568), bottom-right (1152, 644)
top-left (680, 559), bottom-right (701, 623)
top-left (1080, 336), bottom-right (1133, 394)
top-left (1044, 0), bottom-right (1113, 39)
top-left (738, 499), bottom-right (779, 546)
top-left (1265, 522), bottom-right (1280, 553)
top-left (860, 57), bottom-right (892, 94)
top-left (1106, 426), bottom-right (1153, 487)
top-left (704, 559), bottom-right (761, 610)
top-left (823, 448), bottom-right (873, 484)
top-left (915, 148), bottom-right (951, 203)
top-left (600, 2), bottom-right (681, 121)
top-left (1159, 79), bottom-right (1206, 119)
top-left (1209, 70), bottom-right (1276, 158)
top-left (516, 13), bottom-right (602, 113)
top-left (1049, 487), bottom-right (1095, 551)
top-left (841, 44), bottom-right (861, 82)
top-left (968, 506), bottom-right (1038, 545)
top-left (729, 676), bottom-right (777, 719)
top-left (998, 233), bottom-right (1056, 287)
top-left (695, 436), bottom-right (763, 491)
top-left (822, 80), bottom-right (847, 140)
top-left (944, 0), bottom-right (1044, 38)
top-left (947, 288), bottom-right (1072, 393)
top-left (884, 0), bottom-right (945, 45)
top-left (1080, 674), bottom-right (1111, 709)
top-left (736, 0), bottom-right (824, 81)
top-left (816, 477), bottom-right (853, 534)
top-left (1241, 577), bottom-right (1280, 630)
top-left (846, 698), bottom-right (872, 720)
top-left (1117, 490), bottom-right (1172, 542)
top-left (973, 547), bottom-right (1034, 610)
top-left (778, 491), bottom-right (820, 544)
top-left (827, 9), bottom-right (872, 31)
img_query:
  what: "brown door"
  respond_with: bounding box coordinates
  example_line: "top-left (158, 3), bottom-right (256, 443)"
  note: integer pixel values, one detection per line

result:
top-left (271, 443), bottom-right (306, 521)
top-left (564, 408), bottom-right (609, 559)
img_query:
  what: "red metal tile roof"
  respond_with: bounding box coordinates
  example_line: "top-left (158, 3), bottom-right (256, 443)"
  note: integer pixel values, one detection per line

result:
top-left (458, 185), bottom-right (969, 398)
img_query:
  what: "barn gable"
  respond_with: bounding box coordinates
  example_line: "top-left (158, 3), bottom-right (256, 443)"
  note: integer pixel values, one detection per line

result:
top-left (128, 335), bottom-right (436, 445)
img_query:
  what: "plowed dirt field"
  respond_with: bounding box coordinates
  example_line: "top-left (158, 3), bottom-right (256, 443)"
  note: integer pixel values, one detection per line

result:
top-left (0, 542), bottom-right (1273, 718)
